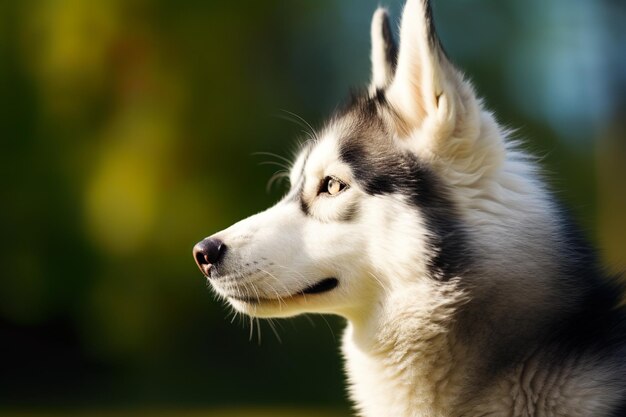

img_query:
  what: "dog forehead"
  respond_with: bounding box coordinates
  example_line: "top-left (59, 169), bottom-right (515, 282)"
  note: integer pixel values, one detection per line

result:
top-left (304, 133), bottom-right (347, 178)
top-left (288, 134), bottom-right (346, 188)
top-left (289, 93), bottom-right (395, 186)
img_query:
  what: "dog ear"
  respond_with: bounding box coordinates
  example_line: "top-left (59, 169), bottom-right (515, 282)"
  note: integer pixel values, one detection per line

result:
top-left (386, 0), bottom-right (480, 156)
top-left (369, 8), bottom-right (397, 93)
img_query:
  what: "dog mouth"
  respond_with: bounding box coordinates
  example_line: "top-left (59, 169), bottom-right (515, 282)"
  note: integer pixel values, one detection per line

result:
top-left (229, 277), bottom-right (339, 304)
top-left (301, 277), bottom-right (339, 295)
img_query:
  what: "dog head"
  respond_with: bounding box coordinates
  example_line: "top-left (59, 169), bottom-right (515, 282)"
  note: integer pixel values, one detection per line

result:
top-left (194, 0), bottom-right (514, 320)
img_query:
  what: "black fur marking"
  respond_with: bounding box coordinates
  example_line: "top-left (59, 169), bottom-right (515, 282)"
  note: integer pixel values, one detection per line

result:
top-left (340, 139), bottom-right (470, 278)
top-left (299, 195), bottom-right (310, 216)
top-left (379, 11), bottom-right (398, 70)
top-left (609, 396), bottom-right (626, 417)
top-left (545, 207), bottom-right (626, 358)
top-left (335, 94), bottom-right (471, 278)
top-left (374, 88), bottom-right (386, 104)
top-left (339, 201), bottom-right (360, 222)
top-left (424, 0), bottom-right (437, 46)
top-left (335, 88), bottom-right (385, 124)
top-left (423, 0), bottom-right (450, 59)
top-left (531, 210), bottom-right (626, 412)
top-left (550, 274), bottom-right (626, 352)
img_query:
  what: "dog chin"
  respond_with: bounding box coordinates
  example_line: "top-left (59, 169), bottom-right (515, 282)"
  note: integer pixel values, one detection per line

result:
top-left (227, 297), bottom-right (305, 318)
top-left (225, 277), bottom-right (341, 318)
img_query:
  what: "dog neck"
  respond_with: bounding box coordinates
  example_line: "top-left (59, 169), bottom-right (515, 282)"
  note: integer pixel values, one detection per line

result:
top-left (341, 280), bottom-right (469, 417)
top-left (340, 275), bottom-right (626, 417)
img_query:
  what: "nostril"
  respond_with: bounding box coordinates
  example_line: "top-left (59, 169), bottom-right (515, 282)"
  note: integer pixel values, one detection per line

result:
top-left (193, 238), bottom-right (227, 276)
top-left (195, 250), bottom-right (209, 267)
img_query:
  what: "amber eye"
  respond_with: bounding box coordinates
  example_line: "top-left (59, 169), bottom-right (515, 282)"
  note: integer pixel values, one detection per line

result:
top-left (320, 176), bottom-right (347, 196)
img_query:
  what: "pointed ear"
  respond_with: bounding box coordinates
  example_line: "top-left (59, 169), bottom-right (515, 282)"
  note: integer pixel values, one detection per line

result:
top-left (387, 0), bottom-right (480, 151)
top-left (369, 8), bottom-right (397, 93)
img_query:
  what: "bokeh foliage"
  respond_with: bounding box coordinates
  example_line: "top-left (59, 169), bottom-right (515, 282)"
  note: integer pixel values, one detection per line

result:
top-left (0, 0), bottom-right (624, 414)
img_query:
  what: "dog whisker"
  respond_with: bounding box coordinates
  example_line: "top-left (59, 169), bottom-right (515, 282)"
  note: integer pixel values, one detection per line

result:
top-left (275, 109), bottom-right (318, 142)
top-left (266, 318), bottom-right (282, 343)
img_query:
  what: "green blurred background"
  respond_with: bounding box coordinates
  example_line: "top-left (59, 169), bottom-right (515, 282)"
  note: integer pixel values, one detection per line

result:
top-left (1, 0), bottom-right (625, 415)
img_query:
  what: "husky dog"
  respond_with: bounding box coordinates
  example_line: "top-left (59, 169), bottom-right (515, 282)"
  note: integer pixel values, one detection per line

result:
top-left (193, 1), bottom-right (626, 416)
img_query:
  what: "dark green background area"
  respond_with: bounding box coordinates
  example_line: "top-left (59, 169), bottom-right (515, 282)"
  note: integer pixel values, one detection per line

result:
top-left (0, 1), bottom-right (624, 415)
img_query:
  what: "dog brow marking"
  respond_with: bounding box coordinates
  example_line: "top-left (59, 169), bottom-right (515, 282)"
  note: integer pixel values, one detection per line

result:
top-left (299, 194), bottom-right (310, 216)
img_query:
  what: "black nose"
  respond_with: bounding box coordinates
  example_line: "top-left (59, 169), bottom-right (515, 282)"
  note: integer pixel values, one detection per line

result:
top-left (193, 238), bottom-right (226, 277)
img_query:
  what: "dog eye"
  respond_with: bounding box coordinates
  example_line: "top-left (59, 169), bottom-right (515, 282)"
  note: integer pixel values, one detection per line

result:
top-left (320, 176), bottom-right (347, 196)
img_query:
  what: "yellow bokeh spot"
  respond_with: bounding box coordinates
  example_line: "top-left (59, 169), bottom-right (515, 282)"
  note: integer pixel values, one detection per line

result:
top-left (85, 112), bottom-right (173, 256)
top-left (85, 143), bottom-right (156, 256)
